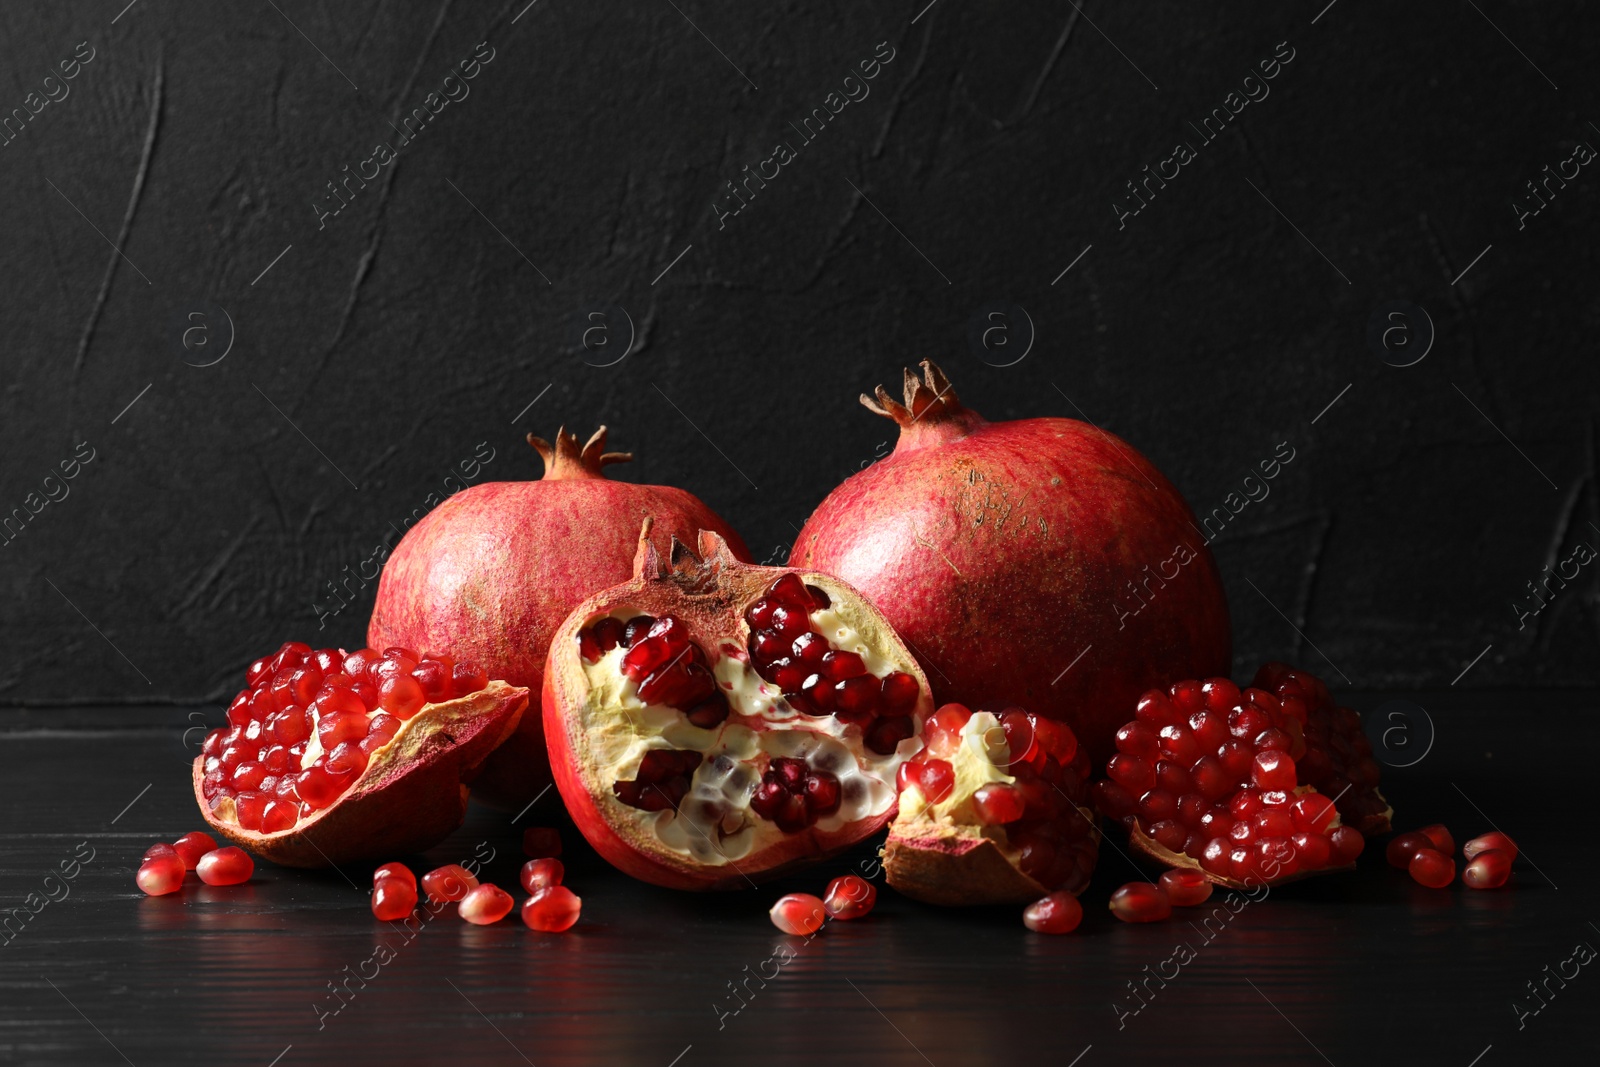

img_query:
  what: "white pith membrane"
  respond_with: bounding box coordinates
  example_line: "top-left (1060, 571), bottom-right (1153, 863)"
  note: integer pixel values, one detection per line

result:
top-left (895, 712), bottom-right (1016, 841)
top-left (579, 603), bottom-right (920, 866)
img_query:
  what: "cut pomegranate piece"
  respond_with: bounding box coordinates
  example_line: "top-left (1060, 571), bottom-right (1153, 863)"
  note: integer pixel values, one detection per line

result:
top-left (136, 854), bottom-right (185, 896)
top-left (542, 526), bottom-right (933, 890)
top-left (1463, 831), bottom-right (1517, 863)
top-left (522, 827), bottom-right (562, 858)
top-left (421, 864), bottom-right (479, 903)
top-left (1022, 891), bottom-right (1083, 934)
top-left (1462, 849), bottom-right (1512, 889)
top-left (520, 858), bottom-right (564, 893)
top-left (1109, 882), bottom-right (1171, 923)
top-left (522, 886), bottom-right (582, 932)
top-left (1250, 663), bottom-right (1392, 835)
top-left (769, 893), bottom-right (827, 935)
top-left (1408, 847), bottom-right (1455, 888)
top-left (196, 847), bottom-right (254, 886)
top-left (883, 703), bottom-right (1100, 905)
top-left (1097, 675), bottom-right (1370, 888)
top-left (459, 884), bottom-right (514, 925)
top-left (822, 874), bottom-right (877, 920)
top-left (193, 641), bottom-right (527, 867)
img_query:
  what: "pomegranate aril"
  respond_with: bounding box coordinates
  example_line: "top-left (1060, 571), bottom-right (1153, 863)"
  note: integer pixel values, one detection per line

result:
top-left (412, 660), bottom-right (454, 703)
top-left (913, 759), bottom-right (955, 804)
top-left (259, 800), bottom-right (296, 833)
top-left (234, 791), bottom-right (268, 831)
top-left (804, 772), bottom-right (842, 817)
top-left (1290, 794), bottom-right (1337, 834)
top-left (451, 662), bottom-right (488, 695)
top-left (1109, 882), bottom-right (1171, 923)
top-left (686, 690), bottom-right (731, 729)
top-left (1159, 868), bottom-right (1213, 907)
top-left (1329, 825), bottom-right (1364, 864)
top-left (144, 842), bottom-right (179, 863)
top-left (1289, 830), bottom-right (1332, 869)
top-left (197, 847), bottom-right (254, 886)
top-left (1386, 831), bottom-right (1432, 869)
top-left (1108, 754), bottom-right (1156, 795)
top-left (520, 858), bottom-right (564, 893)
top-left (459, 883), bottom-right (514, 925)
top-left (373, 861), bottom-right (416, 888)
top-left (296, 765), bottom-right (354, 810)
top-left (1408, 847), bottom-right (1454, 888)
top-left (172, 832), bottom-right (217, 870)
top-left (136, 854), bottom-right (186, 896)
top-left (1463, 831), bottom-right (1517, 863)
top-left (421, 864), bottom-right (479, 903)
top-left (1462, 849), bottom-right (1511, 889)
top-left (1136, 689), bottom-right (1179, 727)
top-left (973, 783), bottom-right (1026, 825)
top-left (372, 877), bottom-right (418, 920)
top-left (879, 672), bottom-right (919, 715)
top-left (769, 893), bottom-right (827, 935)
top-left (638, 657), bottom-right (716, 710)
top-left (522, 886), bottom-right (581, 932)
top-left (1417, 823), bottom-right (1454, 856)
top-left (326, 741), bottom-right (368, 777)
top-left (1022, 891), bottom-right (1083, 934)
top-left (823, 874), bottom-right (876, 920)
top-left (750, 631), bottom-right (789, 667)
top-left (864, 715), bottom-right (913, 756)
top-left (377, 674), bottom-right (426, 720)
top-left (1251, 750), bottom-right (1296, 791)
top-left (520, 826), bottom-right (562, 859)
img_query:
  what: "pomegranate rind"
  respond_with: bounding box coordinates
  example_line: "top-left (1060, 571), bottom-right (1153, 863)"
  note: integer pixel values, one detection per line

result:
top-left (193, 681), bottom-right (526, 867)
top-left (544, 528), bottom-right (933, 891)
top-left (1128, 822), bottom-right (1353, 890)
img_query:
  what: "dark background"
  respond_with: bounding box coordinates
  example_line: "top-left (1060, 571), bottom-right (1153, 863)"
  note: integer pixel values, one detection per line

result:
top-left (2, 0), bottom-right (1597, 706)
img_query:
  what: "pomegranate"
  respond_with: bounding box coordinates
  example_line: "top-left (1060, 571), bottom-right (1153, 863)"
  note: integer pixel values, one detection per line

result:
top-left (1250, 663), bottom-right (1392, 835)
top-left (523, 886), bottom-right (581, 931)
top-left (790, 360), bottom-right (1230, 762)
top-left (1022, 891), bottom-right (1083, 934)
top-left (883, 703), bottom-right (1099, 905)
top-left (769, 894), bottom-right (827, 935)
top-left (823, 874), bottom-right (877, 920)
top-left (1095, 677), bottom-right (1365, 888)
top-left (543, 526), bottom-right (934, 890)
top-left (1109, 882), bottom-right (1171, 923)
top-left (193, 642), bottom-right (526, 867)
top-left (369, 427), bottom-right (751, 809)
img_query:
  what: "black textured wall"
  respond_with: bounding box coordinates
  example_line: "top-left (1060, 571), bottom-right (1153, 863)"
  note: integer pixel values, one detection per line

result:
top-left (1, 0), bottom-right (1596, 707)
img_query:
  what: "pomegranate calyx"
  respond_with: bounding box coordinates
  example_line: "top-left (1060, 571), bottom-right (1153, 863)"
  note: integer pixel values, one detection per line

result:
top-left (527, 425), bottom-right (633, 481)
top-left (859, 360), bottom-right (987, 448)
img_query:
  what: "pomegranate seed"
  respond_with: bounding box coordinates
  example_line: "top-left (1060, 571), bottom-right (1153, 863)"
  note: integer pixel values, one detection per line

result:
top-left (973, 783), bottom-right (1026, 825)
top-left (459, 883), bottom-right (514, 925)
top-left (1290, 831), bottom-right (1332, 869)
top-left (136, 854), bottom-right (186, 896)
top-left (1200, 678), bottom-right (1241, 712)
top-left (452, 662), bottom-right (488, 694)
top-left (1136, 689), bottom-right (1178, 726)
top-left (143, 842), bottom-right (179, 863)
top-left (1108, 754), bottom-right (1156, 795)
top-left (365, 712), bottom-right (401, 745)
top-left (1463, 831), bottom-right (1518, 863)
top-left (864, 716), bottom-right (914, 756)
top-left (1159, 868), bottom-right (1213, 907)
top-left (196, 847), bottom-right (254, 886)
top-left (412, 660), bottom-right (454, 702)
top-left (421, 864), bottom-right (479, 903)
top-left (1408, 847), bottom-right (1455, 888)
top-left (621, 614), bottom-right (657, 647)
top-left (326, 741), bottom-right (368, 777)
top-left (296, 764), bottom-right (354, 810)
top-left (259, 800), bottom-right (296, 833)
top-left (1386, 831), bottom-right (1432, 869)
top-left (371, 863), bottom-right (416, 889)
top-left (1115, 722), bottom-right (1159, 758)
top-left (769, 893), bottom-right (827, 935)
top-left (172, 832), bottom-right (217, 870)
top-left (522, 886), bottom-right (582, 932)
top-left (1251, 750), bottom-right (1296, 791)
top-left (686, 690), bottom-right (731, 729)
top-left (522, 827), bottom-right (562, 858)
top-left (923, 704), bottom-right (970, 758)
top-left (1109, 882), bottom-right (1171, 923)
top-left (822, 874), bottom-right (876, 920)
top-left (378, 674), bottom-right (426, 719)
top-left (520, 858), bottom-right (565, 893)
top-left (879, 672), bottom-right (920, 715)
top-left (1417, 823), bottom-right (1455, 856)
top-left (913, 759), bottom-right (955, 804)
top-left (234, 792), bottom-right (268, 830)
top-left (1023, 891), bottom-right (1083, 934)
top-left (372, 877), bottom-right (418, 920)
top-left (313, 686), bottom-right (366, 718)
top-left (1329, 826), bottom-right (1364, 864)
top-left (1462, 849), bottom-right (1512, 889)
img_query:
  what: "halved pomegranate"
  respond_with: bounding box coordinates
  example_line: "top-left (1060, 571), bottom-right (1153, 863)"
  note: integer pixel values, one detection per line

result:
top-left (543, 524), bottom-right (933, 890)
top-left (1250, 663), bottom-right (1392, 835)
top-left (883, 703), bottom-right (1099, 905)
top-left (193, 642), bottom-right (526, 867)
top-left (1094, 676), bottom-right (1365, 888)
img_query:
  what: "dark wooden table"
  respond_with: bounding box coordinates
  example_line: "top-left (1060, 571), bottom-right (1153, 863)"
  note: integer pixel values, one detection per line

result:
top-left (2, 693), bottom-right (1591, 1066)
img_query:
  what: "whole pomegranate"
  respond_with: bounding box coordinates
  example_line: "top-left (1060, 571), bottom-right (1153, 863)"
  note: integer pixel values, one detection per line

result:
top-left (369, 427), bottom-right (750, 808)
top-left (790, 361), bottom-right (1229, 761)
top-left (543, 525), bottom-right (934, 890)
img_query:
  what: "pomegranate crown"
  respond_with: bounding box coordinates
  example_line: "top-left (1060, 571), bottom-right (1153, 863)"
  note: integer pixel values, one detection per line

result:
top-left (860, 360), bottom-right (985, 442)
top-left (630, 518), bottom-right (743, 593)
top-left (528, 426), bottom-right (633, 480)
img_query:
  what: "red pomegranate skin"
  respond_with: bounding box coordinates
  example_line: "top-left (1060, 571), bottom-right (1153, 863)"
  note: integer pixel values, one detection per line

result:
top-left (369, 428), bottom-right (750, 807)
top-left (790, 362), bottom-right (1230, 762)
